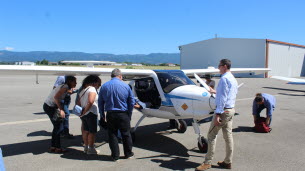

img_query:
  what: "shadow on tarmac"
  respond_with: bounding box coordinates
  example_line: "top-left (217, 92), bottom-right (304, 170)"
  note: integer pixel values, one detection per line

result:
top-left (278, 93), bottom-right (305, 96)
top-left (1, 134), bottom-right (85, 157)
top-left (151, 157), bottom-right (200, 170)
top-left (263, 86), bottom-right (305, 93)
top-left (27, 130), bottom-right (52, 137)
top-left (60, 148), bottom-right (112, 161)
top-left (232, 126), bottom-right (255, 132)
top-left (2, 118), bottom-right (213, 170)
top-left (33, 112), bottom-right (46, 115)
top-left (1, 139), bottom-right (50, 157)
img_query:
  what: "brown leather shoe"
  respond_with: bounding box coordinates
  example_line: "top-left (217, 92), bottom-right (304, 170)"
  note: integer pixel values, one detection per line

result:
top-left (54, 148), bottom-right (68, 154)
top-left (217, 161), bottom-right (232, 169)
top-left (195, 163), bottom-right (211, 171)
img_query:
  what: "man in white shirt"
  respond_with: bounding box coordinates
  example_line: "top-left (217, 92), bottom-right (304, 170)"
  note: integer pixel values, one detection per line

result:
top-left (195, 59), bottom-right (238, 170)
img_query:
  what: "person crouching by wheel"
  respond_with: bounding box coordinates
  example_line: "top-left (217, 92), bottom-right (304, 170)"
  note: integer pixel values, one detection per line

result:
top-left (78, 75), bottom-right (101, 155)
top-left (43, 76), bottom-right (77, 153)
top-left (253, 93), bottom-right (276, 127)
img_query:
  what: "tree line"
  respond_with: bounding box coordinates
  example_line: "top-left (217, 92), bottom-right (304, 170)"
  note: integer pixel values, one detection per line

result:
top-left (35, 59), bottom-right (180, 66)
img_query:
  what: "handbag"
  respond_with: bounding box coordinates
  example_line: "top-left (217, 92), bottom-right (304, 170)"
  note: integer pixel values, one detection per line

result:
top-left (254, 117), bottom-right (271, 133)
top-left (72, 87), bottom-right (90, 116)
top-left (52, 108), bottom-right (63, 122)
top-left (72, 105), bottom-right (83, 116)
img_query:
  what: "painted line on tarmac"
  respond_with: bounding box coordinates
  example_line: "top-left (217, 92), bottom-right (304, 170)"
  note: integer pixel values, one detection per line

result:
top-left (0, 116), bottom-right (79, 126)
top-left (236, 97), bottom-right (254, 101)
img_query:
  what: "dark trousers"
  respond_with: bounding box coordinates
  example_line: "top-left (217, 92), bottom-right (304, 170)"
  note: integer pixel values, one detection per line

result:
top-left (106, 111), bottom-right (133, 159)
top-left (255, 105), bottom-right (273, 126)
top-left (43, 103), bottom-right (63, 148)
top-left (61, 97), bottom-right (71, 134)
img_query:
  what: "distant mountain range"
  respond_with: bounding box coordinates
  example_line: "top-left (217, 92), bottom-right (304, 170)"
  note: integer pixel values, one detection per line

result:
top-left (0, 50), bottom-right (180, 64)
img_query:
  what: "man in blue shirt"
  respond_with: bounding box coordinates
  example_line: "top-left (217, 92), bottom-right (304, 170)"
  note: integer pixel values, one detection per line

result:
top-left (196, 59), bottom-right (238, 171)
top-left (0, 148), bottom-right (5, 171)
top-left (98, 69), bottom-right (136, 161)
top-left (252, 93), bottom-right (276, 126)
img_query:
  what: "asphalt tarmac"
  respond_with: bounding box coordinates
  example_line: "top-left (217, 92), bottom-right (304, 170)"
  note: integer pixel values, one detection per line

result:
top-left (0, 75), bottom-right (305, 171)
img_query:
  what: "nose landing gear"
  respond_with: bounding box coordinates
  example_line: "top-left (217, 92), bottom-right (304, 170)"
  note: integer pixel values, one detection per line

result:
top-left (193, 119), bottom-right (208, 153)
top-left (197, 136), bottom-right (208, 153)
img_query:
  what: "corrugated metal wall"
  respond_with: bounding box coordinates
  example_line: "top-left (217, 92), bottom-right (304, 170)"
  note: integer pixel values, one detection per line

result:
top-left (180, 38), bottom-right (266, 77)
top-left (268, 42), bottom-right (305, 77)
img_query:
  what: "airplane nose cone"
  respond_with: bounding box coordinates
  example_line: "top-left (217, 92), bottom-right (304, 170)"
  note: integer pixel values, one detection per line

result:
top-left (188, 86), bottom-right (216, 111)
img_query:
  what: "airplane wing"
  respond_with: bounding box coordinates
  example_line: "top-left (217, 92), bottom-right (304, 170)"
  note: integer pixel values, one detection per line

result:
top-left (0, 65), bottom-right (155, 79)
top-left (182, 68), bottom-right (271, 76)
top-left (271, 76), bottom-right (305, 84)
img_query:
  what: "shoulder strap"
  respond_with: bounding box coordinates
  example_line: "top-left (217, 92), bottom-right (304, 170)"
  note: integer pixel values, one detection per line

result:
top-left (79, 87), bottom-right (90, 101)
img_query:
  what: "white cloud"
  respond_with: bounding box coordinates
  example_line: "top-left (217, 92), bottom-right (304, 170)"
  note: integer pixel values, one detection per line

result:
top-left (4, 47), bottom-right (14, 51)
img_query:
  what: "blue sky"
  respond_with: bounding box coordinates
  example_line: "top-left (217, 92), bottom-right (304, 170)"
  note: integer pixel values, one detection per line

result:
top-left (0, 0), bottom-right (304, 54)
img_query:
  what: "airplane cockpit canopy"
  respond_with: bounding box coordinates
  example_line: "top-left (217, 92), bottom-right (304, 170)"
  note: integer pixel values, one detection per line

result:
top-left (154, 70), bottom-right (195, 93)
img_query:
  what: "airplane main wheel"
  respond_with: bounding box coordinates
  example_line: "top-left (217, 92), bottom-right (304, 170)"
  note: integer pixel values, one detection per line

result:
top-left (197, 137), bottom-right (208, 153)
top-left (175, 120), bottom-right (187, 133)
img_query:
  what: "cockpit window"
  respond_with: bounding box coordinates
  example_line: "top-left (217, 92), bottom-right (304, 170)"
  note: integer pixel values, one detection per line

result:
top-left (155, 70), bottom-right (195, 93)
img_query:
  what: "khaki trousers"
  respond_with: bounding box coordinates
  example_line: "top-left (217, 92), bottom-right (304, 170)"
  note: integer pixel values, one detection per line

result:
top-left (204, 108), bottom-right (235, 164)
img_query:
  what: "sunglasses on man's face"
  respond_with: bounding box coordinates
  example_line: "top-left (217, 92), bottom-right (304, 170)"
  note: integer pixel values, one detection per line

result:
top-left (218, 64), bottom-right (225, 68)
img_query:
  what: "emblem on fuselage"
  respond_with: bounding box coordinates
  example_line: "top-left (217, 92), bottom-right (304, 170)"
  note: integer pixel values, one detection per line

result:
top-left (181, 103), bottom-right (188, 110)
top-left (202, 92), bottom-right (208, 97)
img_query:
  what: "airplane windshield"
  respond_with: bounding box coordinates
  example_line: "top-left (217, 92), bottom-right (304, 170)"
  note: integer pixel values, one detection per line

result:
top-left (155, 70), bottom-right (195, 93)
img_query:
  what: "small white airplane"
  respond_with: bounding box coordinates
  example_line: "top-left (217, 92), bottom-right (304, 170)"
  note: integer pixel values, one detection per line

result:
top-left (0, 65), bottom-right (270, 152)
top-left (271, 76), bottom-right (305, 85)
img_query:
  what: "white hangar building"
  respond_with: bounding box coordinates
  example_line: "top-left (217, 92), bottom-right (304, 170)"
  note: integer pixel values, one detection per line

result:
top-left (179, 38), bottom-right (305, 78)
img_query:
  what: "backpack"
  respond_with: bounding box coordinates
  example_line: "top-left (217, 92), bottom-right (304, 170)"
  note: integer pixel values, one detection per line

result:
top-left (254, 117), bottom-right (271, 133)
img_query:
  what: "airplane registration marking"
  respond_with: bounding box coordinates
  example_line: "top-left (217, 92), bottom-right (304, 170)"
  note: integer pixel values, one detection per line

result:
top-left (181, 103), bottom-right (188, 110)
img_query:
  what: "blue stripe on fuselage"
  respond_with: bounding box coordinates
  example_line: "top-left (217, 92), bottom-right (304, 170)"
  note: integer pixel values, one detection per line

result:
top-left (162, 94), bottom-right (198, 106)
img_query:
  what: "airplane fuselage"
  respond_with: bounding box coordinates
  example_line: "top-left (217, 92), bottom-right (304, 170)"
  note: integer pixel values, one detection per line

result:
top-left (130, 70), bottom-right (215, 120)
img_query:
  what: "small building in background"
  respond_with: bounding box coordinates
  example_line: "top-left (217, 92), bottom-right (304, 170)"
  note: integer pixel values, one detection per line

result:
top-left (131, 63), bottom-right (143, 66)
top-left (15, 61), bottom-right (36, 66)
top-left (113, 63), bottom-right (128, 66)
top-left (48, 62), bottom-right (59, 65)
top-left (179, 38), bottom-right (305, 78)
top-left (167, 63), bottom-right (176, 67)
